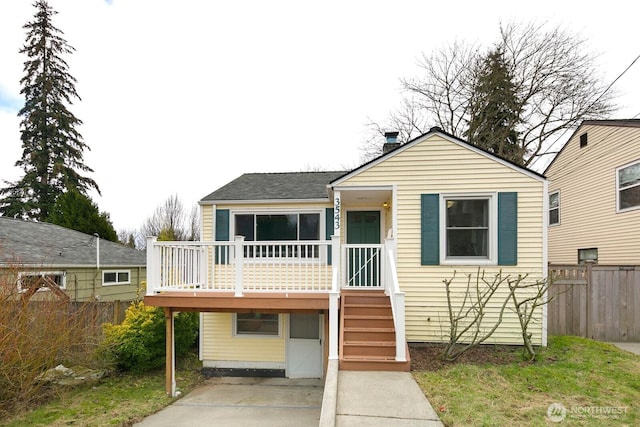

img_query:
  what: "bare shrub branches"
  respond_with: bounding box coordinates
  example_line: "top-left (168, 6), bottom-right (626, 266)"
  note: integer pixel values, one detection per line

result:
top-left (442, 268), bottom-right (552, 362)
top-left (443, 269), bottom-right (511, 361)
top-left (0, 266), bottom-right (104, 416)
top-left (507, 274), bottom-right (552, 360)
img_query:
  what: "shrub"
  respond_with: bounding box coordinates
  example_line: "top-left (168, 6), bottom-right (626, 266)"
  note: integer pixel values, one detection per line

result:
top-left (101, 301), bottom-right (198, 373)
top-left (0, 266), bottom-right (103, 417)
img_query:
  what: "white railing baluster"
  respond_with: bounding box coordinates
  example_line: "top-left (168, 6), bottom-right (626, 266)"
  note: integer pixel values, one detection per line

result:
top-left (145, 239), bottom-right (333, 294)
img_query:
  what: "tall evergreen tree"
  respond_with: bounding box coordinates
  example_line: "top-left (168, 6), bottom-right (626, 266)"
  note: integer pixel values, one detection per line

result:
top-left (466, 48), bottom-right (523, 164)
top-left (0, 0), bottom-right (99, 220)
top-left (47, 190), bottom-right (118, 242)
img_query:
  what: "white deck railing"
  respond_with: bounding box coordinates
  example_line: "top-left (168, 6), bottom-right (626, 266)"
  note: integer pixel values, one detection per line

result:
top-left (146, 236), bottom-right (334, 295)
top-left (146, 235), bottom-right (405, 362)
top-left (342, 244), bottom-right (384, 289)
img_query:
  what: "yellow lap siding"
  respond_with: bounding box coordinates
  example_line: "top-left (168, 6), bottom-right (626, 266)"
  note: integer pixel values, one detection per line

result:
top-left (201, 312), bottom-right (285, 363)
top-left (339, 134), bottom-right (546, 345)
top-left (547, 124), bottom-right (640, 264)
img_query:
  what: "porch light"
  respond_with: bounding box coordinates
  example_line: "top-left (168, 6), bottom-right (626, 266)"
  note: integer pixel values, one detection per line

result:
top-left (383, 201), bottom-right (390, 208)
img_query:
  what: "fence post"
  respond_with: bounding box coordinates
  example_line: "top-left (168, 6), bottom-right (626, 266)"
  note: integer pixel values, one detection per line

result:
top-left (114, 300), bottom-right (121, 323)
top-left (585, 260), bottom-right (594, 339)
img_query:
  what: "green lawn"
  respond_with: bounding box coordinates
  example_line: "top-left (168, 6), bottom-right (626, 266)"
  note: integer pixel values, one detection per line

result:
top-left (413, 336), bottom-right (640, 426)
top-left (1, 353), bottom-right (204, 427)
top-left (3, 337), bottom-right (638, 426)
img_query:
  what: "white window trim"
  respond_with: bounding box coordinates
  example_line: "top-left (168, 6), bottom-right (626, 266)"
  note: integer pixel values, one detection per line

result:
top-left (102, 270), bottom-right (131, 286)
top-left (17, 271), bottom-right (66, 292)
top-left (230, 209), bottom-right (326, 263)
top-left (549, 190), bottom-right (560, 226)
top-left (616, 159), bottom-right (640, 213)
top-left (439, 193), bottom-right (498, 266)
top-left (233, 313), bottom-right (282, 338)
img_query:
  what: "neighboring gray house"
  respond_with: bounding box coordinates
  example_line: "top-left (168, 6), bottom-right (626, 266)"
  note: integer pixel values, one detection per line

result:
top-left (0, 218), bottom-right (146, 302)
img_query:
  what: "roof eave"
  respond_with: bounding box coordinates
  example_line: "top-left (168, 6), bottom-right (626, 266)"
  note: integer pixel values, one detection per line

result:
top-left (199, 197), bottom-right (332, 206)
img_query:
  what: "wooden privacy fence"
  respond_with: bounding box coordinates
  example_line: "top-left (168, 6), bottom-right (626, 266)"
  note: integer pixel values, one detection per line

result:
top-left (548, 263), bottom-right (640, 342)
top-left (22, 300), bottom-right (129, 329)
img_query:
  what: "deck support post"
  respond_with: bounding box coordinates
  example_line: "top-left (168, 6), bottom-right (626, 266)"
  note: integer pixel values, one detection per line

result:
top-left (164, 307), bottom-right (176, 396)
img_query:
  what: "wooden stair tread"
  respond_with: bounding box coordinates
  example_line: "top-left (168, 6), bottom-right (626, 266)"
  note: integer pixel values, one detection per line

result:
top-left (344, 314), bottom-right (393, 319)
top-left (343, 326), bottom-right (395, 332)
top-left (343, 341), bottom-right (395, 346)
top-left (344, 304), bottom-right (391, 309)
top-left (342, 355), bottom-right (397, 361)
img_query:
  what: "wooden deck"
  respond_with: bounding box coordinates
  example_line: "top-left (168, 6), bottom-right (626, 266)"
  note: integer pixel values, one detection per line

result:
top-left (144, 291), bottom-right (329, 313)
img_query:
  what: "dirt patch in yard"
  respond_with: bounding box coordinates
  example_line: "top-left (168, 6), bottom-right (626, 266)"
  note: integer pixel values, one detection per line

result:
top-left (409, 342), bottom-right (524, 371)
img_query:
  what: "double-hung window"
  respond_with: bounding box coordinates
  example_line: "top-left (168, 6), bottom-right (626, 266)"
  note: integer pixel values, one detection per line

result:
top-left (443, 196), bottom-right (493, 261)
top-left (234, 212), bottom-right (321, 258)
top-left (617, 160), bottom-right (640, 212)
top-left (549, 191), bottom-right (560, 225)
top-left (422, 192), bottom-right (516, 266)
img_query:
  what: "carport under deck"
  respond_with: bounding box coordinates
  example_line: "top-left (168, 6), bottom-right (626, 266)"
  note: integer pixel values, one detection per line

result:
top-left (144, 236), bottom-right (409, 395)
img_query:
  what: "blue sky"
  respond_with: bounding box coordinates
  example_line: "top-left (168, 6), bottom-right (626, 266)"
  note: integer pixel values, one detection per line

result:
top-left (0, 0), bottom-right (639, 230)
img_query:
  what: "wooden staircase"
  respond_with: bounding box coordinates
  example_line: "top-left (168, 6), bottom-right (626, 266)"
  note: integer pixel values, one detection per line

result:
top-left (339, 290), bottom-right (410, 371)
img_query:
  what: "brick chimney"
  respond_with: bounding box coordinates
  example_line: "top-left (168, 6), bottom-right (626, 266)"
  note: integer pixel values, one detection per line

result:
top-left (383, 131), bottom-right (400, 154)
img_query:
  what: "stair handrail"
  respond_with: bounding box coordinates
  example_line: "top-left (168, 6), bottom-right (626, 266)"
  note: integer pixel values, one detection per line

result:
top-left (384, 238), bottom-right (406, 362)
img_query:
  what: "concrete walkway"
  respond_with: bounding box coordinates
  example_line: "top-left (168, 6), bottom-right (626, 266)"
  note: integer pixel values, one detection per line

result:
top-left (134, 367), bottom-right (444, 426)
top-left (135, 377), bottom-right (323, 427)
top-left (611, 342), bottom-right (640, 356)
top-left (335, 371), bottom-right (444, 426)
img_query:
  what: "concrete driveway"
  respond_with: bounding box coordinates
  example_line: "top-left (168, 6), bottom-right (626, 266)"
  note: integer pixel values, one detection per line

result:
top-left (135, 377), bottom-right (323, 427)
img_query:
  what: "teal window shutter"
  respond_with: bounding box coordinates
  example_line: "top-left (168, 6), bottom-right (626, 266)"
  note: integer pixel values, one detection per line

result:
top-left (421, 194), bottom-right (439, 265)
top-left (215, 209), bottom-right (230, 264)
top-left (215, 209), bottom-right (229, 241)
top-left (325, 208), bottom-right (334, 265)
top-left (498, 192), bottom-right (517, 265)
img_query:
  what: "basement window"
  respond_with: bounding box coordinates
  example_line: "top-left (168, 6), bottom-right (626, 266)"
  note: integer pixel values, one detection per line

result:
top-left (578, 248), bottom-right (598, 264)
top-left (234, 313), bottom-right (280, 337)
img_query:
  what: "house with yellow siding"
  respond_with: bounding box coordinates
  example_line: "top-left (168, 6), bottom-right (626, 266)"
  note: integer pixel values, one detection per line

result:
top-left (144, 127), bottom-right (547, 395)
top-left (546, 119), bottom-right (640, 264)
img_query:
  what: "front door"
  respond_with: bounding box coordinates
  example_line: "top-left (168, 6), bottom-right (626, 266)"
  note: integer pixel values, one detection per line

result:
top-left (287, 314), bottom-right (323, 378)
top-left (346, 211), bottom-right (381, 287)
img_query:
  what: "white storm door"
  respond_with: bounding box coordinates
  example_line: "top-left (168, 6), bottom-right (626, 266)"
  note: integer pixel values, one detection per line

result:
top-left (287, 314), bottom-right (323, 378)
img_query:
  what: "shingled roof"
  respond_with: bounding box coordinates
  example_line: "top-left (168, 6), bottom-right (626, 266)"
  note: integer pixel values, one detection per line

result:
top-left (0, 218), bottom-right (146, 267)
top-left (200, 171), bottom-right (347, 202)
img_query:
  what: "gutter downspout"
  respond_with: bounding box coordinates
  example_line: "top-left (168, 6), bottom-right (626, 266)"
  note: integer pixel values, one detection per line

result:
top-left (92, 234), bottom-right (100, 301)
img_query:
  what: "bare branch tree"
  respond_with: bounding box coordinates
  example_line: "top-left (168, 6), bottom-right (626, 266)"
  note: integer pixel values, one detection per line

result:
top-left (363, 21), bottom-right (616, 166)
top-left (138, 195), bottom-right (199, 247)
